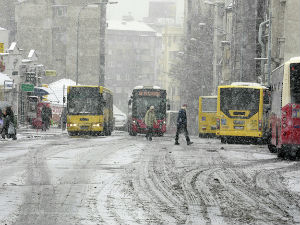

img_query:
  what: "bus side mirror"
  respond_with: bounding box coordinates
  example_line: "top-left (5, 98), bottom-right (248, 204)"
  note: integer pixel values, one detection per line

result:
top-left (128, 99), bottom-right (132, 105)
top-left (167, 104), bottom-right (170, 110)
top-left (63, 97), bottom-right (66, 104)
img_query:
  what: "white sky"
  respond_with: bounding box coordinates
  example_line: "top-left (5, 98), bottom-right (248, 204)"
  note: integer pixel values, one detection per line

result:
top-left (107, 0), bottom-right (184, 24)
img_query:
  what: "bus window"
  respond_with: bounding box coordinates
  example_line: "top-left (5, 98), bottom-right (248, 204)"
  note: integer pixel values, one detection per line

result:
top-left (290, 63), bottom-right (300, 104)
top-left (263, 90), bottom-right (270, 104)
top-left (202, 98), bottom-right (217, 112)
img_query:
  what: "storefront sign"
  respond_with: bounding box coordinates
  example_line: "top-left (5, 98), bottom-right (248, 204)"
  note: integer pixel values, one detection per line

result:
top-left (0, 43), bottom-right (4, 53)
top-left (21, 83), bottom-right (34, 92)
top-left (45, 70), bottom-right (56, 76)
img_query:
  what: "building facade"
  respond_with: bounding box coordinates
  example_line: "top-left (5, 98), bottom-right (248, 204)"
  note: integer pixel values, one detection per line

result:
top-left (270, 0), bottom-right (300, 67)
top-left (14, 0), bottom-right (103, 84)
top-left (159, 25), bottom-right (183, 110)
top-left (105, 20), bottom-right (161, 113)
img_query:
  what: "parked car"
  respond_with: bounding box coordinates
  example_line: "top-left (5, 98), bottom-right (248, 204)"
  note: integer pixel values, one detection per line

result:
top-left (113, 105), bottom-right (127, 131)
top-left (166, 110), bottom-right (178, 134)
top-left (114, 113), bottom-right (127, 130)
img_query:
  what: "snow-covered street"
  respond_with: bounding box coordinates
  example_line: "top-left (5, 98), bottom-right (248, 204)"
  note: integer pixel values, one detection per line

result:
top-left (0, 131), bottom-right (300, 225)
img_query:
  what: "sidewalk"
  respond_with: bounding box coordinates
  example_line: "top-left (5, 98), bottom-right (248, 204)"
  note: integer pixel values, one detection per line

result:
top-left (0, 126), bottom-right (67, 142)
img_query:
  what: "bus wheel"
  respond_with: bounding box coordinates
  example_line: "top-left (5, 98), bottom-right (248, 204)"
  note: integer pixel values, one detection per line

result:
top-left (128, 127), bottom-right (137, 136)
top-left (220, 137), bottom-right (226, 144)
top-left (103, 125), bottom-right (109, 136)
top-left (277, 147), bottom-right (285, 159)
top-left (268, 144), bottom-right (277, 153)
top-left (68, 132), bottom-right (75, 136)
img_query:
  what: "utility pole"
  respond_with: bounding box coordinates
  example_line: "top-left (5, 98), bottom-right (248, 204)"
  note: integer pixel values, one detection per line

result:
top-left (99, 0), bottom-right (107, 87)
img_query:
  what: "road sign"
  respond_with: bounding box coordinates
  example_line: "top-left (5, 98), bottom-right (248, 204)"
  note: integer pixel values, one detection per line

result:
top-left (4, 80), bottom-right (13, 89)
top-left (45, 70), bottom-right (56, 76)
top-left (0, 43), bottom-right (4, 53)
top-left (21, 83), bottom-right (34, 92)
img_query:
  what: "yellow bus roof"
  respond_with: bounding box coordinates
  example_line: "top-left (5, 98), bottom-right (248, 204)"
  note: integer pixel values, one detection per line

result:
top-left (199, 96), bottom-right (217, 99)
top-left (67, 85), bottom-right (113, 94)
top-left (218, 83), bottom-right (267, 90)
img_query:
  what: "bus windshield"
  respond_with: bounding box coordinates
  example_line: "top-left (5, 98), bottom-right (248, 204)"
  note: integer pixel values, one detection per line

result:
top-left (202, 98), bottom-right (217, 112)
top-left (290, 63), bottom-right (300, 104)
top-left (68, 87), bottom-right (102, 115)
top-left (220, 88), bottom-right (260, 112)
top-left (133, 96), bottom-right (166, 120)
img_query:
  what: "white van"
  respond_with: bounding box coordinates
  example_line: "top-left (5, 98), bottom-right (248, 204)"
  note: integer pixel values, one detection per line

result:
top-left (166, 110), bottom-right (178, 134)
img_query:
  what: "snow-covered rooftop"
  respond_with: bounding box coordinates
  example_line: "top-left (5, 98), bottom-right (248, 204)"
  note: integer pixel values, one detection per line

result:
top-left (8, 42), bottom-right (17, 51)
top-left (47, 79), bottom-right (77, 105)
top-left (28, 49), bottom-right (35, 58)
top-left (107, 20), bottom-right (156, 33)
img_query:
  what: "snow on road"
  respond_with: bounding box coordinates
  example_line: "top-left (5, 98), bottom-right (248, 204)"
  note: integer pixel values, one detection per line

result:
top-left (0, 131), bottom-right (300, 225)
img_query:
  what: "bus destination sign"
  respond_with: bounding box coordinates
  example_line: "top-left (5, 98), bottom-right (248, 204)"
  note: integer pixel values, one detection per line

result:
top-left (138, 91), bottom-right (161, 97)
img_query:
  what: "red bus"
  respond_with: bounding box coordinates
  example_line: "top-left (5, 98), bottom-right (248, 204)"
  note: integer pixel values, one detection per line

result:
top-left (127, 86), bottom-right (168, 136)
top-left (268, 57), bottom-right (300, 159)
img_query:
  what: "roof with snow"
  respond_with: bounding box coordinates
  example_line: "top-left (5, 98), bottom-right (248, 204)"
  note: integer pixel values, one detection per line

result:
top-left (47, 79), bottom-right (77, 105)
top-left (8, 42), bottom-right (17, 51)
top-left (113, 105), bottom-right (126, 115)
top-left (107, 20), bottom-right (156, 33)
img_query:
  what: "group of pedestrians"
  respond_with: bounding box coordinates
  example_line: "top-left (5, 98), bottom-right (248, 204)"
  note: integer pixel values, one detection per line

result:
top-left (0, 106), bottom-right (17, 140)
top-left (144, 104), bottom-right (193, 145)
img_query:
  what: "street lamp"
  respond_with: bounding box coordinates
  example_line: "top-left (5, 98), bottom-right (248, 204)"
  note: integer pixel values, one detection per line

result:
top-left (76, 1), bottom-right (118, 86)
top-left (203, 1), bottom-right (225, 95)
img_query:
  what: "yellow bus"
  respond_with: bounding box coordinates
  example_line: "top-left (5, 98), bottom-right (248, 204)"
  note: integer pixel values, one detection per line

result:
top-left (67, 86), bottom-right (113, 136)
top-left (198, 96), bottom-right (217, 137)
top-left (216, 82), bottom-right (271, 144)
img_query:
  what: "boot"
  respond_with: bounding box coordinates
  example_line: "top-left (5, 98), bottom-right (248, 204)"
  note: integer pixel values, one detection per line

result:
top-left (187, 141), bottom-right (193, 145)
top-left (175, 140), bottom-right (180, 145)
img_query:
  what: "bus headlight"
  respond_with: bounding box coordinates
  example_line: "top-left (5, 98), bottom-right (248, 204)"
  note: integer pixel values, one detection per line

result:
top-left (93, 123), bottom-right (102, 127)
top-left (68, 123), bottom-right (78, 127)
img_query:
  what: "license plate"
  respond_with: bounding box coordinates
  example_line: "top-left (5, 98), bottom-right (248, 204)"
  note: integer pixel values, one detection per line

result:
top-left (234, 126), bottom-right (244, 130)
top-left (234, 120), bottom-right (245, 125)
top-left (80, 126), bottom-right (89, 130)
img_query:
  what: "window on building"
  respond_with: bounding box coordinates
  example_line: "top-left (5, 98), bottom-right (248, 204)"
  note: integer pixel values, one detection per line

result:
top-left (52, 5), bottom-right (67, 17)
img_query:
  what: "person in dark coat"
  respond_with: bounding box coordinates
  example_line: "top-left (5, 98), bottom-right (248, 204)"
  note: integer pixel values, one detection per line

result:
top-left (0, 108), bottom-right (3, 135)
top-left (42, 105), bottom-right (52, 131)
top-left (1, 106), bottom-right (17, 140)
top-left (175, 104), bottom-right (193, 145)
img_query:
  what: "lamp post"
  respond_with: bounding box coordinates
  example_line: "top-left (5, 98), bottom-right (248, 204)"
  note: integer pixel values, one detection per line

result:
top-left (203, 1), bottom-right (225, 94)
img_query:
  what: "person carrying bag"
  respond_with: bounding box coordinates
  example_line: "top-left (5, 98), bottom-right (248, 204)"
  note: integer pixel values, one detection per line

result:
top-left (1, 106), bottom-right (17, 140)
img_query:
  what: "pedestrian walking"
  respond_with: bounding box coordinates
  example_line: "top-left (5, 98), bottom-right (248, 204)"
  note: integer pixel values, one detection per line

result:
top-left (175, 104), bottom-right (193, 145)
top-left (144, 105), bottom-right (157, 141)
top-left (1, 106), bottom-right (17, 140)
top-left (0, 108), bottom-right (3, 135)
top-left (41, 104), bottom-right (52, 131)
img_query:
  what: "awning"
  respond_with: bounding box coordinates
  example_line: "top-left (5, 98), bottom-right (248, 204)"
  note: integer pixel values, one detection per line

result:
top-left (33, 87), bottom-right (50, 96)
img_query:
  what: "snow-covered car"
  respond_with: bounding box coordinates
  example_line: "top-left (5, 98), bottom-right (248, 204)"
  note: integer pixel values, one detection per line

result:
top-left (113, 105), bottom-right (127, 131)
top-left (114, 113), bottom-right (127, 130)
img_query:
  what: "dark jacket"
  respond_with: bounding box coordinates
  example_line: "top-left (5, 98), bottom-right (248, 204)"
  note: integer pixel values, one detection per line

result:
top-left (42, 106), bottom-right (52, 121)
top-left (177, 108), bottom-right (187, 127)
top-left (3, 107), bottom-right (15, 130)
